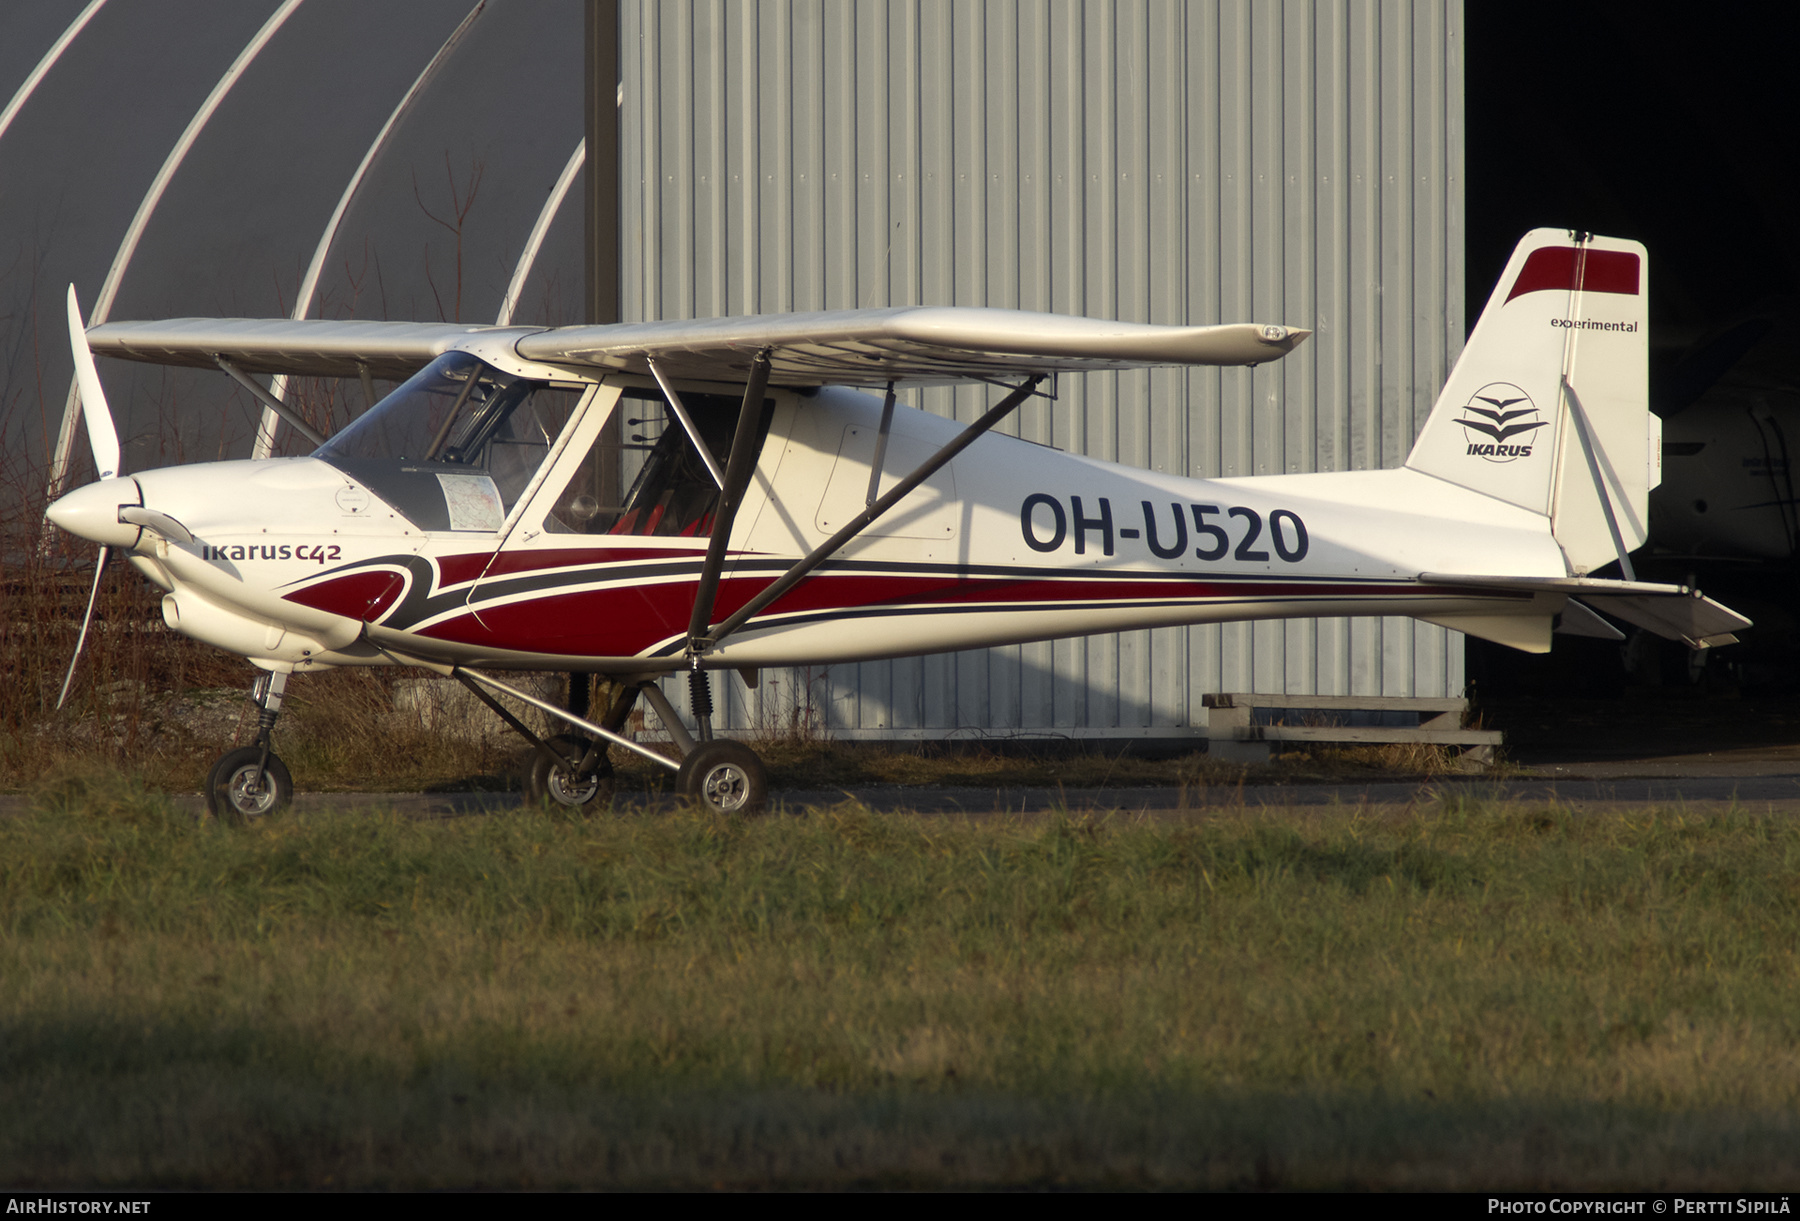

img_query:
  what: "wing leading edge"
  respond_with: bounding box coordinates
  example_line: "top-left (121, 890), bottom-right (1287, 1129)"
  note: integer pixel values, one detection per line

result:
top-left (83, 317), bottom-right (533, 380)
top-left (85, 307), bottom-right (1309, 385)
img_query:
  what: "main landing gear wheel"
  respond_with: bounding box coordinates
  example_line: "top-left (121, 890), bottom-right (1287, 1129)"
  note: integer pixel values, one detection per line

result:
top-left (675, 739), bottom-right (768, 815)
top-left (527, 734), bottom-right (616, 811)
top-left (205, 746), bottom-right (293, 824)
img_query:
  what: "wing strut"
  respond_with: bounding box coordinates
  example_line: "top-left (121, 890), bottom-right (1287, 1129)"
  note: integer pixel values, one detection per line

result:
top-left (865, 381), bottom-right (897, 506)
top-left (686, 349), bottom-right (773, 652)
top-left (646, 356), bottom-right (726, 489)
top-left (696, 374), bottom-right (1046, 654)
top-left (215, 357), bottom-right (328, 447)
top-left (357, 361), bottom-right (379, 411)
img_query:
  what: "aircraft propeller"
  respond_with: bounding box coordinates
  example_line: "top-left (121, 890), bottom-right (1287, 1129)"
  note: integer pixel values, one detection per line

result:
top-left (54, 285), bottom-right (123, 710)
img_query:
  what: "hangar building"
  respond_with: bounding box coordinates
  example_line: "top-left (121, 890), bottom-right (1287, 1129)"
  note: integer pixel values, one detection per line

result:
top-left (1, 0), bottom-right (1464, 739)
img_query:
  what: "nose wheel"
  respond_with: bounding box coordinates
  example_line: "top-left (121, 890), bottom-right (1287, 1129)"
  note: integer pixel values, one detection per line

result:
top-left (206, 746), bottom-right (293, 823)
top-left (675, 739), bottom-right (768, 815)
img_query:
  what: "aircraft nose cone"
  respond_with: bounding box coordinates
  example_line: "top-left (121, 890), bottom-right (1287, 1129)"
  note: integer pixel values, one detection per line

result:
top-left (46, 477), bottom-right (141, 547)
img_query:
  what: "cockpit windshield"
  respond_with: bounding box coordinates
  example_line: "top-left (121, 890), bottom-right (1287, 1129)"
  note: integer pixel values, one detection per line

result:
top-left (314, 352), bottom-right (584, 532)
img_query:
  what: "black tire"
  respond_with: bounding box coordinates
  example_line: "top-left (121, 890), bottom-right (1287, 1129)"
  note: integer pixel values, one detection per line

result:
top-left (675, 739), bottom-right (768, 815)
top-left (527, 734), bottom-right (615, 810)
top-left (205, 746), bottom-right (293, 824)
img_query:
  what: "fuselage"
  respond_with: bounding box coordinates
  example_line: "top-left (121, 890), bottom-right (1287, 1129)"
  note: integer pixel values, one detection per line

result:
top-left (48, 372), bottom-right (1567, 676)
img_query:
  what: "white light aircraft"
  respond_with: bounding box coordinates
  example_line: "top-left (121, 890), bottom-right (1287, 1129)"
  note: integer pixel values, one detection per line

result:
top-left (46, 229), bottom-right (1748, 818)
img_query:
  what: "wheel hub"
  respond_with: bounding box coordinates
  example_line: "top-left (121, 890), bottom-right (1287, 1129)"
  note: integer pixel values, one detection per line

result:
top-left (700, 763), bottom-right (749, 812)
top-left (225, 767), bottom-right (279, 817)
top-left (548, 766), bottom-right (600, 805)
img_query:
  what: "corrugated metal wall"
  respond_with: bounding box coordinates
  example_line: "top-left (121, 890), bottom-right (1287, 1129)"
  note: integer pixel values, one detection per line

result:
top-left (621, 0), bottom-right (1465, 738)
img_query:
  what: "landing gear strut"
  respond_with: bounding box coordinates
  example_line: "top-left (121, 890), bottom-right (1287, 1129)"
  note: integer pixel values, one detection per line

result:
top-left (206, 670), bottom-right (293, 823)
top-left (453, 666), bottom-right (769, 817)
top-left (670, 664), bottom-right (768, 815)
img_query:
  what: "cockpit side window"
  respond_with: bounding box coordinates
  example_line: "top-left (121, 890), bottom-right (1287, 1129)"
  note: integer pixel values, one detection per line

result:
top-left (545, 388), bottom-right (771, 538)
top-left (476, 385), bottom-right (584, 511)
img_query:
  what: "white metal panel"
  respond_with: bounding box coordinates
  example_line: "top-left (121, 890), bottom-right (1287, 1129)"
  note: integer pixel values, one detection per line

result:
top-left (623, 0), bottom-right (1465, 736)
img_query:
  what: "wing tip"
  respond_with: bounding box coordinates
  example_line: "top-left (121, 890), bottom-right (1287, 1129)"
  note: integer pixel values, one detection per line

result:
top-left (1260, 325), bottom-right (1310, 358)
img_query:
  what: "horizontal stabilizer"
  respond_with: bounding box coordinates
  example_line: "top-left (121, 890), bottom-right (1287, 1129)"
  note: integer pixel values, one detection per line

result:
top-left (1419, 572), bottom-right (1689, 597)
top-left (1578, 593), bottom-right (1751, 650)
top-left (1419, 572), bottom-right (1751, 650)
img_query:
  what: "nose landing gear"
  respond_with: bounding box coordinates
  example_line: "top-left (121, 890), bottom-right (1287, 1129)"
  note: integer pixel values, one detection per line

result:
top-left (205, 669), bottom-right (293, 824)
top-left (206, 746), bottom-right (293, 822)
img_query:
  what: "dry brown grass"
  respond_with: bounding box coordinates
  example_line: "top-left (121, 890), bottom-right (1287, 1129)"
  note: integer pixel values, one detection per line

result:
top-left (1, 543), bottom-right (521, 793)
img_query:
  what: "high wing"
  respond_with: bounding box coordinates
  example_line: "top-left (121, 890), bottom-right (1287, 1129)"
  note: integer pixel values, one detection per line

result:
top-left (86, 306), bottom-right (1309, 386)
top-left (512, 308), bottom-right (1309, 385)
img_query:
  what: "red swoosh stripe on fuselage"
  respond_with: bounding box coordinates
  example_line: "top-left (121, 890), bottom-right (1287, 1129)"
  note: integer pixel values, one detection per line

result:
top-left (408, 566), bottom-right (1510, 659)
top-left (285, 568), bottom-right (411, 620)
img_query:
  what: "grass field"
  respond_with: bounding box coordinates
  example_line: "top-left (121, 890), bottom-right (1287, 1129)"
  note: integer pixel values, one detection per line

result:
top-left (5, 771), bottom-right (1800, 1189)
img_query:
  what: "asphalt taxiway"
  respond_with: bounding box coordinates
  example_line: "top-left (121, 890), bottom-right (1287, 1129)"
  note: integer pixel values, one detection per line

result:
top-left (9, 703), bottom-right (1800, 818)
top-left (149, 748), bottom-right (1800, 819)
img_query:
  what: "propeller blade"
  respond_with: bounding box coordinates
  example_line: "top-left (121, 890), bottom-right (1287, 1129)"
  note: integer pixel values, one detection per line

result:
top-left (56, 544), bottom-right (108, 711)
top-left (66, 285), bottom-right (120, 480)
top-left (118, 505), bottom-right (194, 543)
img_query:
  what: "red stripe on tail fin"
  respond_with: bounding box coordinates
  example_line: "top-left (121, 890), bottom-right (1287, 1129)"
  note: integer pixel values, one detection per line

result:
top-left (1504, 246), bottom-right (1640, 303)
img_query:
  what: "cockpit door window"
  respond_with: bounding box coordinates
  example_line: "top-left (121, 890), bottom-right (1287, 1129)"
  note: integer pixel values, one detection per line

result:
top-left (545, 388), bottom-right (772, 538)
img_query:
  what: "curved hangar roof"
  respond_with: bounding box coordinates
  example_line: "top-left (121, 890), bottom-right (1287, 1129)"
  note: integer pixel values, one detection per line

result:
top-left (0, 0), bottom-right (586, 482)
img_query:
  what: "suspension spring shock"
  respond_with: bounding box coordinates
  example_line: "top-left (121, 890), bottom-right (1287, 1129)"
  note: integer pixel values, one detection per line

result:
top-left (688, 666), bottom-right (714, 721)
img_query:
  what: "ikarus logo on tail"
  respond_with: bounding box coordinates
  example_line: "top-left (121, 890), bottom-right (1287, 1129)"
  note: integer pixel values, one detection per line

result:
top-left (1458, 382), bottom-right (1546, 463)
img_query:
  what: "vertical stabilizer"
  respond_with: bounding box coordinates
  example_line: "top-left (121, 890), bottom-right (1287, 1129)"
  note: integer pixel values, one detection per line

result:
top-left (1406, 230), bottom-right (1656, 575)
